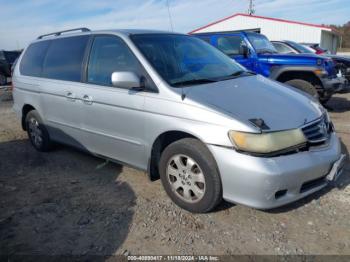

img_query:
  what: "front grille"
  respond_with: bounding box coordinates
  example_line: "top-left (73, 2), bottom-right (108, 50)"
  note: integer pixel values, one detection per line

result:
top-left (302, 115), bottom-right (331, 144)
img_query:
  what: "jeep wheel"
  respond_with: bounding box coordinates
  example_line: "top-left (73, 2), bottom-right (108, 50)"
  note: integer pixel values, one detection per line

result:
top-left (159, 138), bottom-right (222, 213)
top-left (285, 79), bottom-right (319, 99)
top-left (0, 74), bottom-right (6, 86)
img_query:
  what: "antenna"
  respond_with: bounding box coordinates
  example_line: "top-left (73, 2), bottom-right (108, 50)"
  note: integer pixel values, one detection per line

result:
top-left (248, 0), bottom-right (255, 15)
top-left (166, 0), bottom-right (174, 32)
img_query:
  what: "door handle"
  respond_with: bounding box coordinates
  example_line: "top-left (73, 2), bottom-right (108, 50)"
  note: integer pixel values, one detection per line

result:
top-left (65, 91), bottom-right (76, 101)
top-left (82, 94), bottom-right (93, 105)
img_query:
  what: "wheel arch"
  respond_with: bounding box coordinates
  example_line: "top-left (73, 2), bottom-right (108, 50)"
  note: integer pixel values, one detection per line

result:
top-left (148, 130), bottom-right (205, 181)
top-left (271, 67), bottom-right (323, 89)
top-left (21, 104), bottom-right (36, 130)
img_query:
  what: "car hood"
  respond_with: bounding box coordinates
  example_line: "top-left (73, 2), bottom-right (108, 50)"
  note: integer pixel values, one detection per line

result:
top-left (258, 53), bottom-right (323, 66)
top-left (328, 55), bottom-right (350, 63)
top-left (184, 75), bottom-right (323, 131)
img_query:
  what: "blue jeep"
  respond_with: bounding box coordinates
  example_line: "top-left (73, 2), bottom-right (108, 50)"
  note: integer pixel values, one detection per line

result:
top-left (194, 31), bottom-right (344, 103)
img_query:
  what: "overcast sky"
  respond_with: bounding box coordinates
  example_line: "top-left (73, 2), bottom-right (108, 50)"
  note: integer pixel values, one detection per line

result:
top-left (0, 0), bottom-right (349, 50)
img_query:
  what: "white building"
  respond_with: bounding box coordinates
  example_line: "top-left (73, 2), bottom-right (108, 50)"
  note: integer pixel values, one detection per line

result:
top-left (189, 13), bottom-right (340, 54)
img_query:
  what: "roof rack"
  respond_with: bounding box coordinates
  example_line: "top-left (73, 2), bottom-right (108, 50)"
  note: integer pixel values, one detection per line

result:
top-left (37, 28), bottom-right (91, 39)
top-left (191, 28), bottom-right (261, 35)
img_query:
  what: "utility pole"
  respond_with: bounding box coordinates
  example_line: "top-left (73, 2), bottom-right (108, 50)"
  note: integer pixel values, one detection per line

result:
top-left (166, 0), bottom-right (174, 32)
top-left (248, 0), bottom-right (255, 15)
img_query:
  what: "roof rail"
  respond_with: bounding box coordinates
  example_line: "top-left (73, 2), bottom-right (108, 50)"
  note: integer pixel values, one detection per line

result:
top-left (37, 28), bottom-right (91, 39)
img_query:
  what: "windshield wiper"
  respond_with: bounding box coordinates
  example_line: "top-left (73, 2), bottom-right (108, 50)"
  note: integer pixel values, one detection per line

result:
top-left (230, 70), bottom-right (256, 77)
top-left (216, 70), bottom-right (255, 81)
top-left (172, 78), bottom-right (217, 87)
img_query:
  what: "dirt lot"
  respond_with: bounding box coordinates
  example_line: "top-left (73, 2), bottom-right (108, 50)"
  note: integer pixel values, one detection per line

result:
top-left (0, 88), bottom-right (349, 257)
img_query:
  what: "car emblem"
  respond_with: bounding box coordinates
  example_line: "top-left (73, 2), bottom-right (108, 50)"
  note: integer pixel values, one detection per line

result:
top-left (318, 122), bottom-right (327, 136)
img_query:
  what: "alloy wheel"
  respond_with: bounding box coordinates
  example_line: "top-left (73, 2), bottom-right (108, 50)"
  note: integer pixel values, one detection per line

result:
top-left (28, 117), bottom-right (43, 148)
top-left (166, 154), bottom-right (206, 203)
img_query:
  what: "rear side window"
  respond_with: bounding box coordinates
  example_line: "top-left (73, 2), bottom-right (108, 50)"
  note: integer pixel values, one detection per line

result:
top-left (217, 36), bottom-right (245, 56)
top-left (20, 41), bottom-right (50, 77)
top-left (87, 35), bottom-right (140, 86)
top-left (42, 35), bottom-right (89, 82)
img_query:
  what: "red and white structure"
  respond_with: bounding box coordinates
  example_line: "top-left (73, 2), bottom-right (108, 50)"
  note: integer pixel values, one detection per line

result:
top-left (189, 13), bottom-right (340, 54)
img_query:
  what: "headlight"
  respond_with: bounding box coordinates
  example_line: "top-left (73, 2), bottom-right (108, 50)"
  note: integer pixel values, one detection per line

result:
top-left (228, 129), bottom-right (307, 154)
top-left (325, 110), bottom-right (331, 123)
top-left (317, 59), bottom-right (323, 66)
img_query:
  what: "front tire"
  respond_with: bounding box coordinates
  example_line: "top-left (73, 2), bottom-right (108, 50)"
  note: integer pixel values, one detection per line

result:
top-left (284, 79), bottom-right (319, 99)
top-left (25, 110), bottom-right (52, 152)
top-left (159, 138), bottom-right (222, 213)
top-left (319, 93), bottom-right (332, 104)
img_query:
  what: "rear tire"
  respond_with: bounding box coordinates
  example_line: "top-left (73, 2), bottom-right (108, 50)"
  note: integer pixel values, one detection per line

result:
top-left (159, 138), bottom-right (222, 213)
top-left (284, 79), bottom-right (319, 99)
top-left (0, 74), bottom-right (6, 86)
top-left (25, 110), bottom-right (52, 152)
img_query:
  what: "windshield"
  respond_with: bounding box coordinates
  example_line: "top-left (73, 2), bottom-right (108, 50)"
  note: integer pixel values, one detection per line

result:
top-left (286, 41), bottom-right (314, 54)
top-left (131, 34), bottom-right (246, 87)
top-left (247, 34), bottom-right (277, 54)
top-left (4, 51), bottom-right (21, 63)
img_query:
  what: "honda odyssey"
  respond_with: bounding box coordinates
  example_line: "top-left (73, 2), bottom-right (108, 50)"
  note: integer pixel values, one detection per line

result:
top-left (12, 28), bottom-right (345, 213)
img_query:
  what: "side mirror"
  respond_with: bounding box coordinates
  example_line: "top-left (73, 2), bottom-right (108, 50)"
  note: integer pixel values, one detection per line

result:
top-left (241, 45), bottom-right (249, 58)
top-left (111, 72), bottom-right (142, 89)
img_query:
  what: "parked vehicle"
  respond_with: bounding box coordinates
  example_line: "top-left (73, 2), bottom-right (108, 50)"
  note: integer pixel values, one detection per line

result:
top-left (193, 32), bottom-right (344, 103)
top-left (13, 28), bottom-right (345, 213)
top-left (272, 40), bottom-right (350, 86)
top-left (302, 43), bottom-right (329, 55)
top-left (272, 40), bottom-right (315, 55)
top-left (0, 50), bottom-right (21, 85)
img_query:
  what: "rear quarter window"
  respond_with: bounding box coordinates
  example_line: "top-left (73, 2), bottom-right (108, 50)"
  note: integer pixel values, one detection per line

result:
top-left (197, 36), bottom-right (211, 44)
top-left (20, 40), bottom-right (50, 77)
top-left (42, 35), bottom-right (89, 82)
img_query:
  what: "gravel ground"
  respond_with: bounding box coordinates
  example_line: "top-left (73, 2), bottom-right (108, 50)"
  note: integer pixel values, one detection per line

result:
top-left (0, 89), bottom-right (349, 257)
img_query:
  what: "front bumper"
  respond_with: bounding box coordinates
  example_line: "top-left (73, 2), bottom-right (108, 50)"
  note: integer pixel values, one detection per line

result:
top-left (338, 80), bottom-right (350, 94)
top-left (321, 76), bottom-right (348, 94)
top-left (208, 133), bottom-right (342, 209)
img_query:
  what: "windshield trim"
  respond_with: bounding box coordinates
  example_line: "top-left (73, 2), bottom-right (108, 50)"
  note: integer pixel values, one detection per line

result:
top-left (246, 33), bottom-right (278, 54)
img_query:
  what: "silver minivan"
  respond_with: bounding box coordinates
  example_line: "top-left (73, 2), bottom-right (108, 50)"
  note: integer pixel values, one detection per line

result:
top-left (13, 28), bottom-right (345, 213)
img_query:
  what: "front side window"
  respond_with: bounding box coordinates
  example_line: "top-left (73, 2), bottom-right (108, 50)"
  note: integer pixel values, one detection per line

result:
top-left (42, 35), bottom-right (89, 82)
top-left (20, 40), bottom-right (50, 77)
top-left (87, 35), bottom-right (140, 86)
top-left (131, 34), bottom-right (246, 87)
top-left (217, 36), bottom-right (245, 56)
top-left (273, 42), bottom-right (295, 54)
